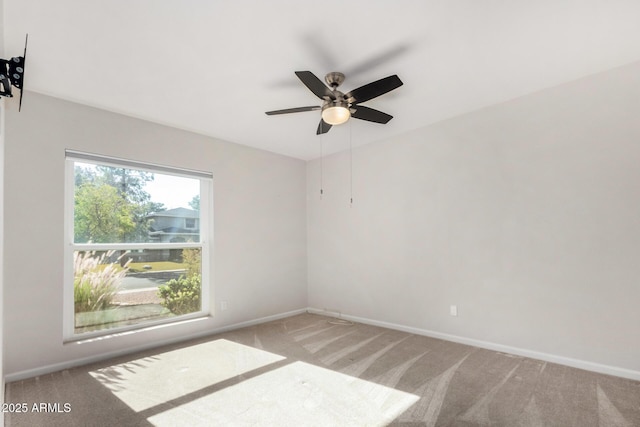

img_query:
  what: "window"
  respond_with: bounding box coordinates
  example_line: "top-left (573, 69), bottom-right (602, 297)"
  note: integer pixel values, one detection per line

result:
top-left (64, 151), bottom-right (212, 340)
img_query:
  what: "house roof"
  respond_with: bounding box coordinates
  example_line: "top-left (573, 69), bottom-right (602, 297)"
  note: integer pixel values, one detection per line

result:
top-left (148, 207), bottom-right (199, 219)
top-left (149, 227), bottom-right (199, 236)
top-left (3, 1), bottom-right (640, 160)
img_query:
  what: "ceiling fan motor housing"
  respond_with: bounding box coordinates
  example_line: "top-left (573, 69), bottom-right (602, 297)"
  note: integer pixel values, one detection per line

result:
top-left (324, 72), bottom-right (345, 88)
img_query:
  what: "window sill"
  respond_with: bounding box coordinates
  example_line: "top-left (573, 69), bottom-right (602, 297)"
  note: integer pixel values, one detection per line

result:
top-left (64, 312), bottom-right (212, 345)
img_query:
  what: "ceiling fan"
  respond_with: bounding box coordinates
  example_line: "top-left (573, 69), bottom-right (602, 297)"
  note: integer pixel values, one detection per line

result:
top-left (266, 71), bottom-right (403, 135)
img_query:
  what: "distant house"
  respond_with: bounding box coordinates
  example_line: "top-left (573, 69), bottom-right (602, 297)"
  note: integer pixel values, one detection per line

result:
top-left (147, 207), bottom-right (200, 243)
top-left (139, 207), bottom-right (200, 262)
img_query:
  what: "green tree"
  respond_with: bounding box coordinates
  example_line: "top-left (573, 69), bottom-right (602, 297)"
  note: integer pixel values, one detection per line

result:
top-left (97, 166), bottom-right (162, 242)
top-left (74, 165), bottom-right (96, 187)
top-left (188, 195), bottom-right (200, 211)
top-left (97, 166), bottom-right (154, 205)
top-left (74, 184), bottom-right (136, 243)
top-left (74, 165), bottom-right (165, 243)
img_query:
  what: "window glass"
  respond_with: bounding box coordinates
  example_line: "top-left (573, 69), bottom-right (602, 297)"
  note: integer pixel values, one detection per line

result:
top-left (66, 155), bottom-right (210, 338)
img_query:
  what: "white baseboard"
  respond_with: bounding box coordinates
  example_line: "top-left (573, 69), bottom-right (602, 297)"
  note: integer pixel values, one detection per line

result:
top-left (4, 308), bottom-right (307, 383)
top-left (306, 307), bottom-right (640, 382)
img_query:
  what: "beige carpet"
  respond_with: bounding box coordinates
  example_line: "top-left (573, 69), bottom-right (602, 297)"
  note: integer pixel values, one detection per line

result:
top-left (5, 313), bottom-right (640, 426)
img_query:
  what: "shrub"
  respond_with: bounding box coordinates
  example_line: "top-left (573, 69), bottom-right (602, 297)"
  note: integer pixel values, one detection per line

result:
top-left (181, 247), bottom-right (201, 278)
top-left (74, 250), bottom-right (129, 313)
top-left (157, 274), bottom-right (201, 315)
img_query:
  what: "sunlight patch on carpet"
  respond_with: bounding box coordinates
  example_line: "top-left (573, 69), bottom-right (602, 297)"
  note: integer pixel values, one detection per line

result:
top-left (147, 361), bottom-right (419, 426)
top-left (89, 339), bottom-right (285, 412)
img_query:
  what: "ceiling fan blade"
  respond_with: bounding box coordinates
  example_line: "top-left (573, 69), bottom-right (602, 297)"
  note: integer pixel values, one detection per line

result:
top-left (316, 119), bottom-right (332, 135)
top-left (345, 75), bottom-right (403, 104)
top-left (265, 106), bottom-right (320, 115)
top-left (295, 71), bottom-right (335, 100)
top-left (351, 105), bottom-right (393, 124)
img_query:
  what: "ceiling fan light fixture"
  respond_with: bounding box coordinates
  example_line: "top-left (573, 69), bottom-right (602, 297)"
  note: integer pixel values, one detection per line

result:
top-left (321, 102), bottom-right (350, 125)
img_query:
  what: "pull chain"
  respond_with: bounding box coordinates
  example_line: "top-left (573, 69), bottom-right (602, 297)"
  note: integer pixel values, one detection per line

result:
top-left (320, 134), bottom-right (324, 199)
top-left (349, 121), bottom-right (353, 206)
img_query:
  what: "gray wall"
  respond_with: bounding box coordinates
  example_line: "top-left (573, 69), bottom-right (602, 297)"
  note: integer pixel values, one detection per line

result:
top-left (307, 61), bottom-right (640, 375)
top-left (3, 92), bottom-right (307, 376)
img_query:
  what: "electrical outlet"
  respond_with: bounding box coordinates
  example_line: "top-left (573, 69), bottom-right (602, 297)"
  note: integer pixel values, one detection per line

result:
top-left (450, 305), bottom-right (458, 316)
top-left (221, 301), bottom-right (229, 311)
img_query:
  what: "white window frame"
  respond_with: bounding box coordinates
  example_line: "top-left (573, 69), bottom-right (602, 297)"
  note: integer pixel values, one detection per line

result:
top-left (63, 150), bottom-right (213, 341)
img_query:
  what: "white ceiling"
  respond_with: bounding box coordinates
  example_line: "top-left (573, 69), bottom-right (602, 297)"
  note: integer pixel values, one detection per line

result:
top-left (3, 0), bottom-right (640, 160)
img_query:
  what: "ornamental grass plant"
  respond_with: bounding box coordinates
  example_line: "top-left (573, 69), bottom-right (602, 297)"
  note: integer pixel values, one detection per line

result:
top-left (74, 250), bottom-right (130, 313)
